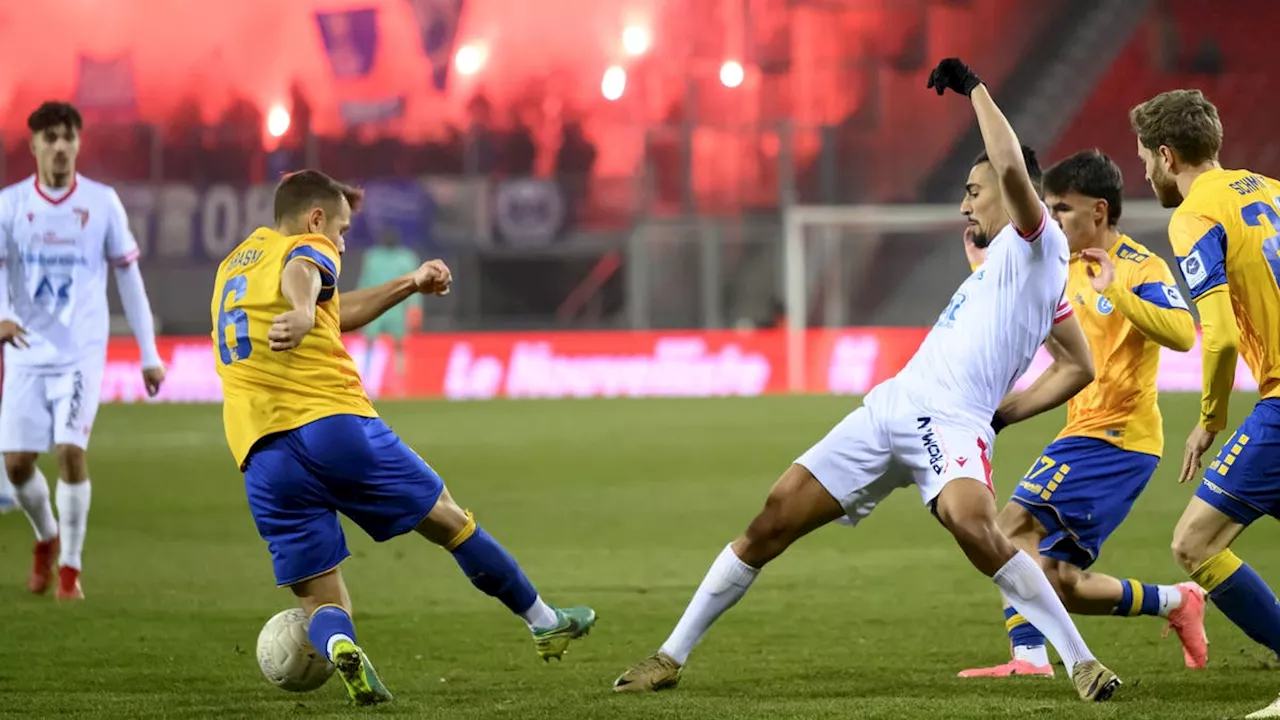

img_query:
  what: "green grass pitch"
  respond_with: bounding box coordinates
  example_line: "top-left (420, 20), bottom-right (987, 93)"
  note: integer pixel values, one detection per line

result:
top-left (1, 393), bottom-right (1277, 719)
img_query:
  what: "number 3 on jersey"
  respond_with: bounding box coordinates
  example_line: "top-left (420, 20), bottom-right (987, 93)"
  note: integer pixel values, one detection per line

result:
top-left (216, 276), bottom-right (252, 365)
top-left (1243, 195), bottom-right (1280, 287)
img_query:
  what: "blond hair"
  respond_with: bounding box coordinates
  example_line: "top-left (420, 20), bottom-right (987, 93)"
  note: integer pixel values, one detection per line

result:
top-left (1129, 89), bottom-right (1223, 165)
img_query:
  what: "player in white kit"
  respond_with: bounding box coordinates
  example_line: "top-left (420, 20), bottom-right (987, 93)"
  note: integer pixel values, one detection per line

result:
top-left (0, 102), bottom-right (164, 599)
top-left (614, 58), bottom-right (1121, 701)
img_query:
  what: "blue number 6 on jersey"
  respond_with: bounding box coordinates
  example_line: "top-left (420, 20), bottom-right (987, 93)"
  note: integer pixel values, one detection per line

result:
top-left (217, 275), bottom-right (252, 365)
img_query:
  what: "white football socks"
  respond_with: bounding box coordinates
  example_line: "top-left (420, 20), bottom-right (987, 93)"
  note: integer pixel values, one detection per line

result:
top-left (15, 471), bottom-right (58, 542)
top-left (1156, 584), bottom-right (1184, 617)
top-left (994, 550), bottom-right (1095, 677)
top-left (520, 596), bottom-right (559, 631)
top-left (1012, 644), bottom-right (1051, 667)
top-left (55, 479), bottom-right (91, 570)
top-left (659, 544), bottom-right (760, 665)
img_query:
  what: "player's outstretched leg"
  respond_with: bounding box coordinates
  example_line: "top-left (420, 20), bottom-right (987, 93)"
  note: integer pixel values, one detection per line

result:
top-left (414, 489), bottom-right (597, 662)
top-left (292, 569), bottom-right (392, 706)
top-left (933, 479), bottom-right (1119, 702)
top-left (5, 454), bottom-right (59, 594)
top-left (613, 463), bottom-right (844, 693)
top-left (1173, 497), bottom-right (1280, 658)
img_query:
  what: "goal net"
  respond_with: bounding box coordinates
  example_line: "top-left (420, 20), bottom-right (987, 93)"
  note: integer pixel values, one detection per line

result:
top-left (781, 200), bottom-right (1180, 393)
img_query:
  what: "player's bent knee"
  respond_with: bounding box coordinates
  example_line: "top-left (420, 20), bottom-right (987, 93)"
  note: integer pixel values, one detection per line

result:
top-left (415, 490), bottom-right (471, 548)
top-left (1047, 560), bottom-right (1081, 593)
top-left (1171, 531), bottom-right (1213, 574)
top-left (4, 452), bottom-right (39, 484)
top-left (1171, 498), bottom-right (1242, 573)
top-left (53, 444), bottom-right (88, 483)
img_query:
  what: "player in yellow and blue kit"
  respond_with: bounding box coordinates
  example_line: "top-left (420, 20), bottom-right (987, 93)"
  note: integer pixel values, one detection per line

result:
top-left (211, 170), bottom-right (595, 706)
top-left (958, 150), bottom-right (1208, 679)
top-left (1128, 92), bottom-right (1280, 690)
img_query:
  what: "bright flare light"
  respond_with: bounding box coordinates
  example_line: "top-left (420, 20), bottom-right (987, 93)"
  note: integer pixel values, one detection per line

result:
top-left (720, 61), bottom-right (745, 88)
top-left (455, 44), bottom-right (485, 75)
top-left (267, 105), bottom-right (291, 138)
top-left (622, 25), bottom-right (650, 56)
top-left (601, 65), bottom-right (627, 101)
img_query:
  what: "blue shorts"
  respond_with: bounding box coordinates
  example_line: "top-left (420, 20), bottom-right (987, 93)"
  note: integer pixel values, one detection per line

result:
top-left (243, 415), bottom-right (444, 586)
top-left (1196, 398), bottom-right (1280, 525)
top-left (1009, 436), bottom-right (1159, 569)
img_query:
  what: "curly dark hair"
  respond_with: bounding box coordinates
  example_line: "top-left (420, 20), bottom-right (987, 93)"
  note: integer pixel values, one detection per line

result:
top-left (28, 102), bottom-right (83, 134)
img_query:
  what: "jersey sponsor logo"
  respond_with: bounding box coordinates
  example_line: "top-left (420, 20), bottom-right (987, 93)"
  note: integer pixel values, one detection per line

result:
top-left (36, 230), bottom-right (77, 246)
top-left (1116, 243), bottom-right (1149, 263)
top-left (916, 416), bottom-right (947, 475)
top-left (65, 369), bottom-right (86, 434)
top-left (34, 274), bottom-right (73, 304)
top-left (18, 251), bottom-right (88, 268)
top-left (1095, 295), bottom-right (1114, 315)
top-left (72, 208), bottom-right (90, 228)
top-left (1181, 251), bottom-right (1208, 289)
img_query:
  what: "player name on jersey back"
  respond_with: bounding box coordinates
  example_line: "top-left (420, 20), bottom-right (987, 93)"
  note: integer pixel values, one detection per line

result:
top-left (896, 207), bottom-right (1071, 423)
top-left (0, 175), bottom-right (140, 368)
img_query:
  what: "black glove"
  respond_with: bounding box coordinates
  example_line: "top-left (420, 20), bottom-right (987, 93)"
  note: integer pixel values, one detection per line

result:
top-left (927, 57), bottom-right (982, 97)
top-left (991, 413), bottom-right (1008, 434)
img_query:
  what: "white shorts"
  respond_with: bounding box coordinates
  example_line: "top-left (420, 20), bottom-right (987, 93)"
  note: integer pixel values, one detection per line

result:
top-left (796, 380), bottom-right (995, 526)
top-left (0, 362), bottom-right (104, 452)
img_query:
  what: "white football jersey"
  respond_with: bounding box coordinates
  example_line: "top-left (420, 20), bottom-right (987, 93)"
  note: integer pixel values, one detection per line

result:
top-left (895, 206), bottom-right (1072, 423)
top-left (0, 174), bottom-right (140, 369)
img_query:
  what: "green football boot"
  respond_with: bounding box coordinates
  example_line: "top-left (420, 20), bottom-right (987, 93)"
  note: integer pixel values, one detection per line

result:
top-left (331, 639), bottom-right (393, 706)
top-left (532, 606), bottom-right (597, 661)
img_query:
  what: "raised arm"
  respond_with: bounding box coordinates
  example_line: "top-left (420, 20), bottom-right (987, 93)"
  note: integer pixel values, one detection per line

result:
top-left (340, 259), bottom-right (452, 333)
top-left (928, 58), bottom-right (1042, 235)
top-left (969, 86), bottom-right (1043, 236)
top-left (993, 310), bottom-right (1095, 429)
top-left (340, 274), bottom-right (418, 333)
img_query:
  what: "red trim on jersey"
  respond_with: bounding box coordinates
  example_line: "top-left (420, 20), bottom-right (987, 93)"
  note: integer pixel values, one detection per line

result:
top-left (977, 437), bottom-right (994, 494)
top-left (1016, 207), bottom-right (1047, 242)
top-left (110, 248), bottom-right (140, 268)
top-left (32, 175), bottom-right (77, 206)
top-left (1053, 301), bottom-right (1073, 324)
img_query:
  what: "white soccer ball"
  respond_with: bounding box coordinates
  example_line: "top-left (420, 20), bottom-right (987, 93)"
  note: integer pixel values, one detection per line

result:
top-left (256, 608), bottom-right (335, 692)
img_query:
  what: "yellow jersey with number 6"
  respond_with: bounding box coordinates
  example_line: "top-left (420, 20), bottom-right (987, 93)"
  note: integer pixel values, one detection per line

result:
top-left (211, 227), bottom-right (376, 468)
top-left (1170, 168), bottom-right (1280, 401)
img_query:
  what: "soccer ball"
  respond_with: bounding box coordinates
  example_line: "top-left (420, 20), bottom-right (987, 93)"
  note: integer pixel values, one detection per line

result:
top-left (256, 608), bottom-right (335, 692)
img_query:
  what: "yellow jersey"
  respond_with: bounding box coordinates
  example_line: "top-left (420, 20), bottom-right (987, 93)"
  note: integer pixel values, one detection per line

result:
top-left (211, 227), bottom-right (376, 467)
top-left (1170, 168), bottom-right (1280, 429)
top-left (1057, 236), bottom-right (1196, 456)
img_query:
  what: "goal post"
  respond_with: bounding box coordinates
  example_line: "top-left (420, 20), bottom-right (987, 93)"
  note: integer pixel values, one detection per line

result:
top-left (782, 200), bottom-right (1179, 393)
